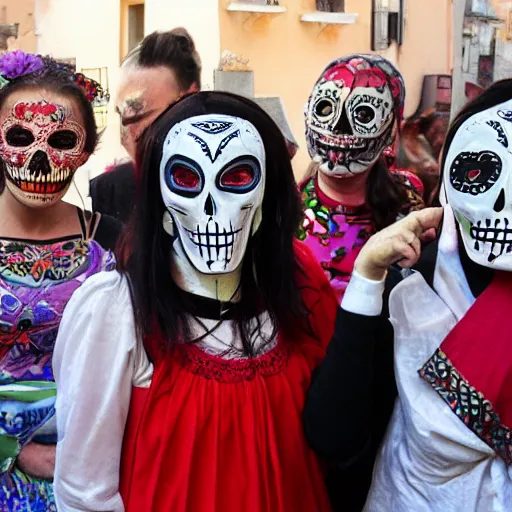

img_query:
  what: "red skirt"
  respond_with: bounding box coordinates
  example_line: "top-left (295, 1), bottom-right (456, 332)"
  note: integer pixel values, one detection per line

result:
top-left (120, 243), bottom-right (337, 511)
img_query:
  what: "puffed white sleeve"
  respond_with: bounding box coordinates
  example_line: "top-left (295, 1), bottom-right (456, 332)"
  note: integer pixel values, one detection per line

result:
top-left (52, 271), bottom-right (153, 512)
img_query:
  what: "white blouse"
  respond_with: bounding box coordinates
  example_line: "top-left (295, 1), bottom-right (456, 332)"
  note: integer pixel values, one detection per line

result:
top-left (52, 271), bottom-right (153, 512)
top-left (342, 206), bottom-right (512, 511)
top-left (52, 270), bottom-right (277, 511)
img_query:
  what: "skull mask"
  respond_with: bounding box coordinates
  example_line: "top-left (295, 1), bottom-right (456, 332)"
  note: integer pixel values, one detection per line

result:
top-left (444, 99), bottom-right (512, 270)
top-left (160, 114), bottom-right (266, 274)
top-left (305, 54), bottom-right (405, 178)
top-left (0, 101), bottom-right (88, 207)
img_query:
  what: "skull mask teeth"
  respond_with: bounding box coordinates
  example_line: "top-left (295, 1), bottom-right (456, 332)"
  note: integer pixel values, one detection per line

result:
top-left (445, 99), bottom-right (512, 269)
top-left (0, 101), bottom-right (88, 206)
top-left (305, 54), bottom-right (404, 178)
top-left (160, 115), bottom-right (266, 275)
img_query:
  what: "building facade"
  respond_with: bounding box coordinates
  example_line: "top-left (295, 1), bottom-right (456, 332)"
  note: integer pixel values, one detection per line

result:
top-left (1, 0), bottom-right (452, 194)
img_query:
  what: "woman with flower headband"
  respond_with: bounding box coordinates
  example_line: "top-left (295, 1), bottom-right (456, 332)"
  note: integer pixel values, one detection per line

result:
top-left (0, 50), bottom-right (119, 510)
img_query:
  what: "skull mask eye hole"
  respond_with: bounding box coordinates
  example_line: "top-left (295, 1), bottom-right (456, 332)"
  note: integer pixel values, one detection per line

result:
top-left (354, 105), bottom-right (376, 125)
top-left (5, 126), bottom-right (35, 147)
top-left (449, 150), bottom-right (502, 196)
top-left (217, 157), bottom-right (261, 194)
top-left (314, 99), bottom-right (335, 120)
top-left (48, 130), bottom-right (78, 150)
top-left (165, 156), bottom-right (204, 198)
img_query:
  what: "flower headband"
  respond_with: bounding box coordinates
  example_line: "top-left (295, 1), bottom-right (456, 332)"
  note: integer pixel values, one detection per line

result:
top-left (0, 50), bottom-right (109, 106)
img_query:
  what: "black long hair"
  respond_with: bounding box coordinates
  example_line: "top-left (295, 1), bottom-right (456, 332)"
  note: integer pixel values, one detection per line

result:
top-left (118, 91), bottom-right (307, 355)
top-left (0, 56), bottom-right (99, 193)
top-left (434, 78), bottom-right (512, 206)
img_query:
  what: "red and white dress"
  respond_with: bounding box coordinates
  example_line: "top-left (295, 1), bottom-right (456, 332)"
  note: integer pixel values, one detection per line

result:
top-left (53, 242), bottom-right (337, 512)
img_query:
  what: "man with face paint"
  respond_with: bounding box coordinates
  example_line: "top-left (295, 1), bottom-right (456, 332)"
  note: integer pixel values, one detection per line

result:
top-left (89, 28), bottom-right (202, 223)
top-left (299, 54), bottom-right (424, 300)
top-left (0, 51), bottom-right (118, 511)
top-left (304, 80), bottom-right (512, 511)
top-left (53, 92), bottom-right (338, 512)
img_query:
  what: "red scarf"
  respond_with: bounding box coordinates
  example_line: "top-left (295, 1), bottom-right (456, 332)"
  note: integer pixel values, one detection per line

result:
top-left (420, 271), bottom-right (512, 464)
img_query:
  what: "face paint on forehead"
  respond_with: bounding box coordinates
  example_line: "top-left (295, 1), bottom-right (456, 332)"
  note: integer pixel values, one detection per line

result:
top-left (445, 99), bottom-right (512, 271)
top-left (1, 100), bottom-right (88, 208)
top-left (160, 114), bottom-right (266, 275)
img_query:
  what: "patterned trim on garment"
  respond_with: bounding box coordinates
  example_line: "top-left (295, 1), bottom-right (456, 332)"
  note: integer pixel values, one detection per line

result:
top-left (419, 348), bottom-right (512, 464)
top-left (180, 341), bottom-right (291, 383)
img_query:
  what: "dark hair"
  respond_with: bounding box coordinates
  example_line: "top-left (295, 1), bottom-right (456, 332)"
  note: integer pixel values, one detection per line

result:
top-left (0, 56), bottom-right (99, 194)
top-left (118, 91), bottom-right (306, 355)
top-left (366, 159), bottom-right (411, 230)
top-left (433, 78), bottom-right (512, 206)
top-left (123, 29), bottom-right (202, 91)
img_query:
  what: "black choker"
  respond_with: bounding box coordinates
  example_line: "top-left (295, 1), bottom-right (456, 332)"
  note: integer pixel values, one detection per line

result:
top-left (176, 288), bottom-right (240, 320)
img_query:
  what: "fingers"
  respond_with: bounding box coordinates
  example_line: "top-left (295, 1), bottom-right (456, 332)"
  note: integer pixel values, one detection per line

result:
top-left (406, 207), bottom-right (443, 237)
top-left (393, 240), bottom-right (418, 268)
top-left (419, 227), bottom-right (437, 243)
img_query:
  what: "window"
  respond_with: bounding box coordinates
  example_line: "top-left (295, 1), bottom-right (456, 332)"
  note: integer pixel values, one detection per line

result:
top-left (128, 3), bottom-right (145, 54)
top-left (120, 0), bottom-right (145, 61)
top-left (372, 0), bottom-right (404, 51)
top-left (316, 0), bottom-right (345, 11)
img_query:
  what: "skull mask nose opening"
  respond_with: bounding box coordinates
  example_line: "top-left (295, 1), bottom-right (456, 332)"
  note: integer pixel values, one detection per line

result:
top-left (334, 108), bottom-right (353, 135)
top-left (28, 150), bottom-right (51, 178)
top-left (204, 193), bottom-right (216, 216)
top-left (494, 188), bottom-right (506, 213)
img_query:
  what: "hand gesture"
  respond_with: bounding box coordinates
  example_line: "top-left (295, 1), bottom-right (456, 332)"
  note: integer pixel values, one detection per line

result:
top-left (354, 207), bottom-right (444, 281)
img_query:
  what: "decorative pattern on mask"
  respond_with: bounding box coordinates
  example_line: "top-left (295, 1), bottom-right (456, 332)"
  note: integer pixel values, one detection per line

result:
top-left (0, 101), bottom-right (88, 206)
top-left (305, 54), bottom-right (405, 178)
top-left (160, 114), bottom-right (266, 275)
top-left (445, 98), bottom-right (512, 269)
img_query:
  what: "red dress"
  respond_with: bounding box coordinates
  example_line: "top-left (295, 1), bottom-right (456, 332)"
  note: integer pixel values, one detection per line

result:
top-left (120, 242), bottom-right (337, 512)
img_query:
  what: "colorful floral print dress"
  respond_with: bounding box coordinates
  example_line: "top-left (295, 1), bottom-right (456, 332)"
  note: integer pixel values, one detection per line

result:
top-left (0, 231), bottom-right (115, 512)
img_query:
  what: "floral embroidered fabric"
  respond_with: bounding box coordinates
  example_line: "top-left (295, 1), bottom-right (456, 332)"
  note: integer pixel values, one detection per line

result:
top-left (298, 171), bottom-right (424, 300)
top-left (0, 236), bottom-right (114, 511)
top-left (420, 349), bottom-right (512, 465)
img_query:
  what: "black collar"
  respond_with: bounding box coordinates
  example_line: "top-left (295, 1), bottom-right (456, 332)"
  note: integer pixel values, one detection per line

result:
top-left (175, 287), bottom-right (241, 320)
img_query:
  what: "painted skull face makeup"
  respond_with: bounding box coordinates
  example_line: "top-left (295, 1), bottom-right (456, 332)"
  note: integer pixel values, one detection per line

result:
top-left (1, 100), bottom-right (88, 207)
top-left (160, 114), bottom-right (266, 274)
top-left (305, 54), bottom-right (405, 178)
top-left (444, 99), bottom-right (512, 270)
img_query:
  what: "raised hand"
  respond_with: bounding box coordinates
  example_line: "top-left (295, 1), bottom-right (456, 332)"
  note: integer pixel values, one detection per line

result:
top-left (354, 207), bottom-right (444, 281)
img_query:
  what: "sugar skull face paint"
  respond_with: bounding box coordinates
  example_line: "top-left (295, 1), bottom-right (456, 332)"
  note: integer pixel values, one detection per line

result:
top-left (0, 100), bottom-right (88, 207)
top-left (305, 54), bottom-right (405, 178)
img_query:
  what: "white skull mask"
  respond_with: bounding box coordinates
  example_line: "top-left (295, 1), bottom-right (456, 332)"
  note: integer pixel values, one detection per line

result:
top-left (444, 99), bottom-right (512, 270)
top-left (160, 115), bottom-right (266, 274)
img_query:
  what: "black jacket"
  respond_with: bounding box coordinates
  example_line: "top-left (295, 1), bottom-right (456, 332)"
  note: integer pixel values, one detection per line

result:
top-left (90, 162), bottom-right (136, 224)
top-left (304, 238), bottom-right (492, 512)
